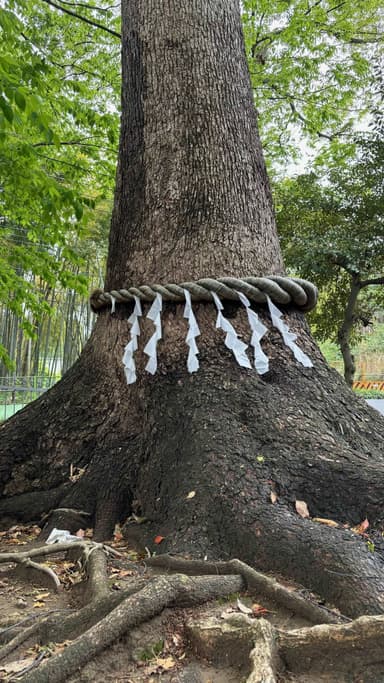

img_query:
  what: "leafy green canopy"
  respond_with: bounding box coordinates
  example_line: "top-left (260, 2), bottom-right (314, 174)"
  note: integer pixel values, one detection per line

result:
top-left (275, 138), bottom-right (384, 343)
top-left (242, 0), bottom-right (384, 167)
top-left (1, 0), bottom-right (384, 367)
top-left (0, 1), bottom-right (120, 366)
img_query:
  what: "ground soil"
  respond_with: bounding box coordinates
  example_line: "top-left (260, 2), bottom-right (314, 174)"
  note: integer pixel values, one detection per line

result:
top-left (1, 524), bottom-right (382, 683)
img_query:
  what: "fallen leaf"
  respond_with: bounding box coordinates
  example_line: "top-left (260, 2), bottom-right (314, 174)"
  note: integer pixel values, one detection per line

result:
top-left (295, 500), bottom-right (310, 519)
top-left (114, 525), bottom-right (123, 542)
top-left (51, 641), bottom-right (71, 654)
top-left (34, 592), bottom-right (50, 600)
top-left (117, 569), bottom-right (134, 578)
top-left (33, 601), bottom-right (46, 608)
top-left (313, 518), bottom-right (339, 528)
top-left (154, 535), bottom-right (165, 544)
top-left (352, 518), bottom-right (369, 534)
top-left (270, 491), bottom-right (277, 504)
top-left (252, 603), bottom-right (270, 617)
top-left (186, 491), bottom-right (196, 499)
top-left (236, 598), bottom-right (253, 614)
top-left (156, 656), bottom-right (176, 670)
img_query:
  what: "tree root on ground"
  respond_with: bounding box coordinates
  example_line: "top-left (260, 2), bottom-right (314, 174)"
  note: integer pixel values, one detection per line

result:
top-left (187, 611), bottom-right (384, 681)
top-left (146, 555), bottom-right (346, 625)
top-left (1, 548), bottom-right (384, 682)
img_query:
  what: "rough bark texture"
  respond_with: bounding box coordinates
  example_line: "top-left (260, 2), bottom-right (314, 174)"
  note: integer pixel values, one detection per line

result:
top-left (107, 0), bottom-right (283, 286)
top-left (1, 0), bottom-right (384, 623)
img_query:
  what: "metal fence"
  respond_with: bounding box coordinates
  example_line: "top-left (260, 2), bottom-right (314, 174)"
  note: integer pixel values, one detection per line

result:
top-left (0, 376), bottom-right (58, 421)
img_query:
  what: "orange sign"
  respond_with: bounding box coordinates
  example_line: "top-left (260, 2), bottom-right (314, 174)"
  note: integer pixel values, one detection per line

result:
top-left (353, 381), bottom-right (384, 391)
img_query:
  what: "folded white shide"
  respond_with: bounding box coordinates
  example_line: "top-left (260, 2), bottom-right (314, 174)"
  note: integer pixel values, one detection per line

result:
top-left (144, 293), bottom-right (162, 375)
top-left (121, 290), bottom-right (312, 384)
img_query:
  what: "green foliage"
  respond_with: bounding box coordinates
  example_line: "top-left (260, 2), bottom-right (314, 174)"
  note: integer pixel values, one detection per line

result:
top-left (0, 1), bottom-right (119, 363)
top-left (242, 0), bottom-right (384, 167)
top-left (137, 640), bottom-right (164, 663)
top-left (275, 137), bottom-right (384, 344)
top-left (355, 389), bottom-right (384, 399)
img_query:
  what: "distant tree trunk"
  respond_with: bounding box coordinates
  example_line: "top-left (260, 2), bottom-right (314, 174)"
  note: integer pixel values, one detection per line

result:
top-left (337, 274), bottom-right (360, 386)
top-left (1, 0), bottom-right (384, 619)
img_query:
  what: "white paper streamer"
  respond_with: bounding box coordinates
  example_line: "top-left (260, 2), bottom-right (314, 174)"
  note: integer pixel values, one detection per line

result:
top-left (122, 296), bottom-right (142, 384)
top-left (110, 295), bottom-right (116, 314)
top-left (211, 291), bottom-right (251, 369)
top-left (144, 293), bottom-right (162, 374)
top-left (237, 291), bottom-right (269, 374)
top-left (183, 289), bottom-right (200, 372)
top-left (267, 297), bottom-right (313, 368)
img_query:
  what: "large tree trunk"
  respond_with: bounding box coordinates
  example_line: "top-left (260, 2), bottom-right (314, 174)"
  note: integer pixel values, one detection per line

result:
top-left (1, 0), bottom-right (384, 620)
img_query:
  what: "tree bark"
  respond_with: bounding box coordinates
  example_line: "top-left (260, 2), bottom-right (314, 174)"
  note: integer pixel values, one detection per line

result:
top-left (337, 274), bottom-right (361, 386)
top-left (107, 0), bottom-right (283, 286)
top-left (1, 0), bottom-right (384, 620)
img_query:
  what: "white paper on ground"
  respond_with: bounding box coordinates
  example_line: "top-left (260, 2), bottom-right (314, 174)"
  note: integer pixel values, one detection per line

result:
top-left (144, 293), bottom-right (162, 374)
top-left (183, 289), bottom-right (200, 373)
top-left (211, 291), bottom-right (251, 368)
top-left (237, 291), bottom-right (269, 374)
top-left (46, 528), bottom-right (81, 544)
top-left (267, 296), bottom-right (313, 368)
top-left (122, 296), bottom-right (142, 384)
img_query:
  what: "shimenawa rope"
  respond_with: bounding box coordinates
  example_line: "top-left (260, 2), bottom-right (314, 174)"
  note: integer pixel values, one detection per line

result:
top-left (90, 275), bottom-right (317, 313)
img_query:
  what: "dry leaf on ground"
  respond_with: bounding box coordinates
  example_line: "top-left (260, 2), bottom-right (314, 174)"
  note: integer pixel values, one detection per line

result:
top-left (295, 500), bottom-right (310, 518)
top-left (313, 518), bottom-right (339, 527)
top-left (351, 518), bottom-right (369, 535)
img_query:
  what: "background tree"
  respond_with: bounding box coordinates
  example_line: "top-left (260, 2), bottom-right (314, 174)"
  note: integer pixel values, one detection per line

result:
top-left (1, 0), bottom-right (384, 637)
top-left (243, 0), bottom-right (384, 165)
top-left (0, 1), bottom-right (118, 365)
top-left (275, 138), bottom-right (384, 384)
top-left (0, 204), bottom-right (110, 380)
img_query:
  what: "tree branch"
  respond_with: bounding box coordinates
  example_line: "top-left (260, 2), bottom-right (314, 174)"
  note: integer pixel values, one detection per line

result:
top-left (39, 0), bottom-right (121, 38)
top-left (360, 276), bottom-right (384, 287)
top-left (53, 0), bottom-right (118, 11)
top-left (32, 139), bottom-right (117, 153)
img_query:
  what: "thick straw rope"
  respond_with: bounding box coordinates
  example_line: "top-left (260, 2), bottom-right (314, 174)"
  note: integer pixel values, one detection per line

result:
top-left (90, 276), bottom-right (318, 313)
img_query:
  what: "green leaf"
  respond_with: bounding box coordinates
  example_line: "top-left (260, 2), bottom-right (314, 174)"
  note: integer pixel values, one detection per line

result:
top-left (0, 96), bottom-right (13, 123)
top-left (14, 89), bottom-right (26, 111)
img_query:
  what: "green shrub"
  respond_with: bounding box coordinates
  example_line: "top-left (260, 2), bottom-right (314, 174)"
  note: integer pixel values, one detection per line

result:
top-left (354, 389), bottom-right (384, 399)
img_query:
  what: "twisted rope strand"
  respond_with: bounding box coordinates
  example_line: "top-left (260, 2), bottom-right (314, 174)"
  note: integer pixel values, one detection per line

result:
top-left (90, 276), bottom-right (318, 313)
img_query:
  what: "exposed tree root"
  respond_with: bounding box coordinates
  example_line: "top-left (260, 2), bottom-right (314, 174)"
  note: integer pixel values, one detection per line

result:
top-left (21, 573), bottom-right (245, 683)
top-left (0, 618), bottom-right (47, 662)
top-left (1, 539), bottom-right (384, 681)
top-left (278, 614), bottom-right (384, 671)
top-left (146, 555), bottom-right (347, 625)
top-left (0, 545), bottom-right (64, 590)
top-left (187, 611), bottom-right (384, 682)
